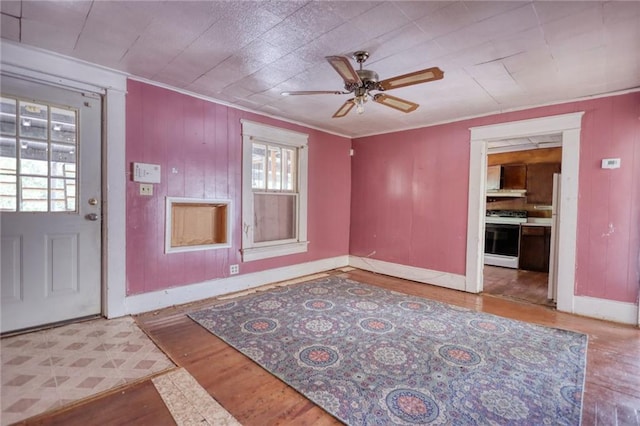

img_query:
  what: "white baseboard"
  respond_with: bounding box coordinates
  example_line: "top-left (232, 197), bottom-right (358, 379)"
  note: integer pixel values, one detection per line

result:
top-left (122, 255), bottom-right (349, 316)
top-left (348, 256), bottom-right (466, 291)
top-left (573, 295), bottom-right (639, 325)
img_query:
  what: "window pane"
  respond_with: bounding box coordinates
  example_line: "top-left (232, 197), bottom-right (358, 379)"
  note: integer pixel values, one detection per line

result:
top-left (1, 136), bottom-right (17, 172)
top-left (19, 101), bottom-right (48, 140)
top-left (251, 143), bottom-right (266, 189)
top-left (51, 143), bottom-right (76, 177)
top-left (0, 136), bottom-right (17, 211)
top-left (20, 140), bottom-right (48, 176)
top-left (254, 193), bottom-right (296, 243)
top-left (0, 97), bottom-right (17, 135)
top-left (20, 176), bottom-right (48, 212)
top-left (267, 145), bottom-right (281, 190)
top-left (50, 178), bottom-right (76, 212)
top-left (0, 173), bottom-right (16, 211)
top-left (282, 148), bottom-right (296, 191)
top-left (51, 107), bottom-right (76, 143)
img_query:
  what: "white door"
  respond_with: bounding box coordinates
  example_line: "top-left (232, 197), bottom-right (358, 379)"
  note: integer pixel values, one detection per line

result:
top-left (1, 76), bottom-right (101, 333)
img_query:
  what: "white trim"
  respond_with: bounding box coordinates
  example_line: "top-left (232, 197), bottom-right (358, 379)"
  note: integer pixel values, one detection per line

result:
top-left (469, 113), bottom-right (584, 141)
top-left (241, 120), bottom-right (309, 262)
top-left (0, 41), bottom-right (128, 320)
top-left (103, 88), bottom-right (127, 318)
top-left (573, 296), bottom-right (639, 325)
top-left (0, 41), bottom-right (127, 93)
top-left (241, 119), bottom-right (309, 145)
top-left (242, 241), bottom-right (310, 262)
top-left (349, 256), bottom-right (466, 291)
top-left (123, 255), bottom-right (349, 315)
top-left (164, 197), bottom-right (232, 254)
top-left (467, 112), bottom-right (584, 313)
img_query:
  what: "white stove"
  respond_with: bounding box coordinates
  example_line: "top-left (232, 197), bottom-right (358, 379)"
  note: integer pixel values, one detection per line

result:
top-left (484, 210), bottom-right (527, 268)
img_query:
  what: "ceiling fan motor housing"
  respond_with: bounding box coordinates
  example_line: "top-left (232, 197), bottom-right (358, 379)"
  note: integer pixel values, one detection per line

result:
top-left (344, 69), bottom-right (380, 92)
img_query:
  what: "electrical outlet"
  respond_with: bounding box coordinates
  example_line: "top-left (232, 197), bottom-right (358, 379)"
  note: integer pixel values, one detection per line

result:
top-left (140, 183), bottom-right (153, 196)
top-left (230, 264), bottom-right (239, 275)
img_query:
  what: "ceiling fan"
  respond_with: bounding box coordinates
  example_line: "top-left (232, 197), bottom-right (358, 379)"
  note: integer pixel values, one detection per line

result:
top-left (281, 51), bottom-right (444, 118)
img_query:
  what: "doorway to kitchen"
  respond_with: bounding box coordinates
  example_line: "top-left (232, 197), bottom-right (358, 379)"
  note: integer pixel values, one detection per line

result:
top-left (465, 112), bottom-right (584, 315)
top-left (482, 141), bottom-right (562, 307)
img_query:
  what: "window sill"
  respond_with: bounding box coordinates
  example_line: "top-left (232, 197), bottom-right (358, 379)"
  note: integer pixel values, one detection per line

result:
top-left (242, 241), bottom-right (309, 262)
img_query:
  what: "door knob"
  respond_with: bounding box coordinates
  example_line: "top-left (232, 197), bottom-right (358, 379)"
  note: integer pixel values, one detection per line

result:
top-left (86, 213), bottom-right (99, 221)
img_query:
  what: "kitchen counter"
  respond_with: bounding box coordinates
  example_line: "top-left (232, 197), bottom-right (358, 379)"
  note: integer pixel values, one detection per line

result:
top-left (523, 222), bottom-right (552, 227)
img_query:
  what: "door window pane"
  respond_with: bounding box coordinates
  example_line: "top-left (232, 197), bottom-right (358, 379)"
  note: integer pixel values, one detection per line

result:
top-left (20, 140), bottom-right (48, 176)
top-left (0, 173), bottom-right (16, 211)
top-left (0, 135), bottom-right (17, 211)
top-left (19, 101), bottom-right (48, 140)
top-left (51, 107), bottom-right (76, 143)
top-left (21, 176), bottom-right (48, 212)
top-left (50, 178), bottom-right (76, 212)
top-left (0, 97), bottom-right (16, 135)
top-left (51, 143), bottom-right (76, 177)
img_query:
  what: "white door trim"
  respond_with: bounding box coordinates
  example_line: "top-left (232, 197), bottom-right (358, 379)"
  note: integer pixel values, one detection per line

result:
top-left (466, 112), bottom-right (584, 314)
top-left (1, 40), bottom-right (128, 319)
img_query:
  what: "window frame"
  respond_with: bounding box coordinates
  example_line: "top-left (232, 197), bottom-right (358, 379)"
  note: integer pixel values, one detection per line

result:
top-left (241, 120), bottom-right (308, 262)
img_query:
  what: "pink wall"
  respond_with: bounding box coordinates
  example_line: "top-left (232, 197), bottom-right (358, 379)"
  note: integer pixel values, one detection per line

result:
top-left (126, 80), bottom-right (351, 295)
top-left (350, 92), bottom-right (640, 304)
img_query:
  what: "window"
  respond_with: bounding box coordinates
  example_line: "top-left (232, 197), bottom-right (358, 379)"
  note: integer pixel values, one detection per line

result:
top-left (0, 96), bottom-right (78, 212)
top-left (241, 120), bottom-right (308, 261)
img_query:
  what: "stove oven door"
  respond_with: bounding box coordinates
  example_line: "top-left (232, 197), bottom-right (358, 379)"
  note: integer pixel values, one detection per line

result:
top-left (484, 223), bottom-right (520, 268)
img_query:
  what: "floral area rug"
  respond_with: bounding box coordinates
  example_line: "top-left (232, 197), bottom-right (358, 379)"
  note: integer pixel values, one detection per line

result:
top-left (189, 276), bottom-right (587, 425)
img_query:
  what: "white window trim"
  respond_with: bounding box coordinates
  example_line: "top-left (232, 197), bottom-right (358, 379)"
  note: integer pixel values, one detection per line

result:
top-left (240, 120), bottom-right (308, 262)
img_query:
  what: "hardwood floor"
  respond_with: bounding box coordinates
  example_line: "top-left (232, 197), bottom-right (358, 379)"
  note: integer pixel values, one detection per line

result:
top-left (483, 265), bottom-right (554, 307)
top-left (22, 269), bottom-right (640, 425)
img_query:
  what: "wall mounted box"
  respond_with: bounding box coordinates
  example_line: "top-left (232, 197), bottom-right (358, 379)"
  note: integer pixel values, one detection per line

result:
top-left (133, 162), bottom-right (161, 183)
top-left (165, 197), bottom-right (232, 254)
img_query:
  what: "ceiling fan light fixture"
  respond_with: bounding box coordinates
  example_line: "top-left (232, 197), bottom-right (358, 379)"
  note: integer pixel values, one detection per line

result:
top-left (373, 94), bottom-right (419, 113)
top-left (355, 96), bottom-right (366, 114)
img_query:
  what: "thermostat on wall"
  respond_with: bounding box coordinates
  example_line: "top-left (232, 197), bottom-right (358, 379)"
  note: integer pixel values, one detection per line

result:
top-left (133, 162), bottom-right (161, 183)
top-left (601, 158), bottom-right (621, 169)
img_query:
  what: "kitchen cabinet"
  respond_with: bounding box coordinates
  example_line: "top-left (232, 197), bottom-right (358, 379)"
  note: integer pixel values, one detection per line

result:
top-left (502, 164), bottom-right (526, 189)
top-left (526, 162), bottom-right (560, 204)
top-left (519, 225), bottom-right (551, 272)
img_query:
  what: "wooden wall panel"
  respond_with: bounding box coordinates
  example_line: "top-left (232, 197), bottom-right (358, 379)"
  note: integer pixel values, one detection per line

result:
top-left (125, 80), bottom-right (351, 295)
top-left (351, 92), bottom-right (640, 304)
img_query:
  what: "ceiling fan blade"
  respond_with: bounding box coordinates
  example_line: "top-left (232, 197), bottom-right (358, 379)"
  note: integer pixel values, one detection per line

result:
top-left (326, 56), bottom-right (361, 86)
top-left (332, 99), bottom-right (355, 118)
top-left (378, 67), bottom-right (444, 91)
top-left (373, 94), bottom-right (419, 113)
top-left (281, 90), bottom-right (347, 96)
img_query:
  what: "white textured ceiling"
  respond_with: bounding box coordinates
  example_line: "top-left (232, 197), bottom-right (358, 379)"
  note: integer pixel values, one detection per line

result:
top-left (1, 1), bottom-right (639, 138)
